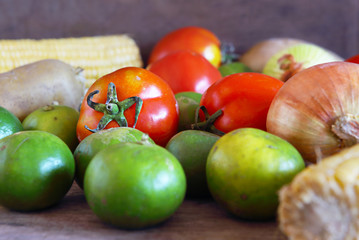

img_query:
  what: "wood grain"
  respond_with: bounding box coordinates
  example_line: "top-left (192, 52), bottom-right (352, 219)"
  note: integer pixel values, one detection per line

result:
top-left (0, 184), bottom-right (287, 240)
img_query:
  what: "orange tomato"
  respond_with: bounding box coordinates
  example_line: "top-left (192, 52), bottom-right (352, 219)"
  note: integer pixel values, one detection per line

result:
top-left (148, 26), bottom-right (221, 67)
top-left (76, 67), bottom-right (179, 146)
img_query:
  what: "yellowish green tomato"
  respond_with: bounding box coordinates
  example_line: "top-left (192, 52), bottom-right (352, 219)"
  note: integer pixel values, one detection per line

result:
top-left (22, 105), bottom-right (79, 152)
top-left (206, 128), bottom-right (305, 220)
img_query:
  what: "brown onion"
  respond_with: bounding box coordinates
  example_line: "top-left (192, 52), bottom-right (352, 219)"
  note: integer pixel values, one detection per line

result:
top-left (266, 61), bottom-right (359, 163)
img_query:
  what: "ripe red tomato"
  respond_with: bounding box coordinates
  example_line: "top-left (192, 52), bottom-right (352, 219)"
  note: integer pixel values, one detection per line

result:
top-left (199, 72), bottom-right (284, 133)
top-left (76, 67), bottom-right (179, 146)
top-left (148, 26), bottom-right (221, 67)
top-left (147, 50), bottom-right (222, 94)
top-left (346, 54), bottom-right (359, 64)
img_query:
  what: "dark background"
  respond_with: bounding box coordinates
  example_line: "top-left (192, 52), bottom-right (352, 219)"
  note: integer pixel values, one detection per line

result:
top-left (0, 0), bottom-right (358, 63)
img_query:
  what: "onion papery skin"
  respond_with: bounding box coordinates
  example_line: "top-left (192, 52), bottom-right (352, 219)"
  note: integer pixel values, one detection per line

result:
top-left (266, 61), bottom-right (359, 163)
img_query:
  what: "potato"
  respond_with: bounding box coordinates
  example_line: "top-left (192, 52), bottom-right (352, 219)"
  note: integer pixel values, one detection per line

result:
top-left (0, 59), bottom-right (86, 121)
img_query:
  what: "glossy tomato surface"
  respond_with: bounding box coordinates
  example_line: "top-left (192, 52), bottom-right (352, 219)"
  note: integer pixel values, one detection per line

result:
top-left (148, 51), bottom-right (222, 94)
top-left (0, 106), bottom-right (23, 140)
top-left (0, 131), bottom-right (74, 211)
top-left (200, 72), bottom-right (284, 133)
top-left (148, 26), bottom-right (221, 67)
top-left (76, 67), bottom-right (179, 146)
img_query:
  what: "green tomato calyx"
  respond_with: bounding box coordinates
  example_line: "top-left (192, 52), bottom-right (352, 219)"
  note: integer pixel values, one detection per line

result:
top-left (42, 105), bottom-right (55, 111)
top-left (220, 42), bottom-right (240, 65)
top-left (191, 105), bottom-right (225, 136)
top-left (85, 82), bottom-right (143, 133)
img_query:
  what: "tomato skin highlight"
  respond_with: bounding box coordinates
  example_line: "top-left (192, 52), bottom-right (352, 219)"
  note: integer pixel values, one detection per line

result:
top-left (148, 26), bottom-right (221, 67)
top-left (200, 72), bottom-right (284, 133)
top-left (0, 106), bottom-right (23, 140)
top-left (76, 67), bottom-right (179, 147)
top-left (148, 50), bottom-right (222, 94)
top-left (0, 131), bottom-right (75, 211)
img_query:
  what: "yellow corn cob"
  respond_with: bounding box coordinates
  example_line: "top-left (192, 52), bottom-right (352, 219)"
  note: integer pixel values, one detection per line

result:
top-left (0, 35), bottom-right (143, 88)
top-left (278, 144), bottom-right (359, 240)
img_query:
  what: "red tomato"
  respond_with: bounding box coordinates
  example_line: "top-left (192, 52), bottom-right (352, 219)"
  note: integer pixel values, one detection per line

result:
top-left (346, 54), bottom-right (359, 64)
top-left (147, 50), bottom-right (222, 94)
top-left (148, 26), bottom-right (221, 67)
top-left (199, 72), bottom-right (284, 133)
top-left (76, 67), bottom-right (179, 147)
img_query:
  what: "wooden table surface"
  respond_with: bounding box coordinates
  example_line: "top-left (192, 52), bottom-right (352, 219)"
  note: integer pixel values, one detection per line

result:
top-left (0, 184), bottom-right (287, 240)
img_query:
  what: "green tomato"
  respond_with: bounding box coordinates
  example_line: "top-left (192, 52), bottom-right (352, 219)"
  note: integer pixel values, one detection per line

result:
top-left (84, 142), bottom-right (186, 229)
top-left (22, 105), bottom-right (79, 152)
top-left (175, 92), bottom-right (202, 132)
top-left (0, 106), bottom-right (23, 140)
top-left (218, 62), bottom-right (253, 77)
top-left (166, 130), bottom-right (220, 197)
top-left (206, 128), bottom-right (305, 220)
top-left (74, 127), bottom-right (155, 189)
top-left (175, 91), bottom-right (202, 103)
top-left (0, 130), bottom-right (75, 211)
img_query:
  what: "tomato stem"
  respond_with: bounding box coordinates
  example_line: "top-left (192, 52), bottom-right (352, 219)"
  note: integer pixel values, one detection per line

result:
top-left (84, 82), bottom-right (143, 133)
top-left (191, 105), bottom-right (225, 136)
